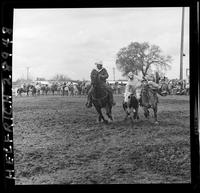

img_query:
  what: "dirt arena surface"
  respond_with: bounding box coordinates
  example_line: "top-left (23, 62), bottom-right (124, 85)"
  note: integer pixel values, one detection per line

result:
top-left (13, 94), bottom-right (190, 184)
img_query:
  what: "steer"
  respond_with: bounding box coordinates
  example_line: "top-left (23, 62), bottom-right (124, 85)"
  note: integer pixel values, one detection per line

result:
top-left (122, 91), bottom-right (139, 122)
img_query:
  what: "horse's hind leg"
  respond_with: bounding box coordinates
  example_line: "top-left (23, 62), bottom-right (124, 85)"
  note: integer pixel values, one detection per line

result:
top-left (153, 105), bottom-right (159, 124)
top-left (106, 105), bottom-right (113, 122)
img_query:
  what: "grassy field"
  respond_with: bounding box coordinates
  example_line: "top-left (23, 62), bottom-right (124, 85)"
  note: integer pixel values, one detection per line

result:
top-left (13, 94), bottom-right (190, 184)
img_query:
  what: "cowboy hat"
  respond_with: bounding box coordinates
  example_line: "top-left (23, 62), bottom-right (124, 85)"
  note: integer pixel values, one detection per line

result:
top-left (95, 61), bottom-right (103, 65)
top-left (128, 71), bottom-right (134, 77)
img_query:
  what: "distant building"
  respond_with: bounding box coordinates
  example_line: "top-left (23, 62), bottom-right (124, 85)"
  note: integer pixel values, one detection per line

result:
top-left (35, 80), bottom-right (51, 85)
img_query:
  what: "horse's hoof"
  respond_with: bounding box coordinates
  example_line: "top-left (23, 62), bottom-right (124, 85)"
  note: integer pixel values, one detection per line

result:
top-left (124, 117), bottom-right (128, 121)
top-left (107, 119), bottom-right (113, 123)
top-left (154, 121), bottom-right (159, 125)
top-left (96, 119), bottom-right (102, 123)
top-left (104, 120), bottom-right (109, 124)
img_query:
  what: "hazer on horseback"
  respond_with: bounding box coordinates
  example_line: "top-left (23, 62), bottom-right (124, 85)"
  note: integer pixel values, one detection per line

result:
top-left (140, 74), bottom-right (167, 124)
top-left (86, 61), bottom-right (116, 108)
top-left (143, 74), bottom-right (167, 97)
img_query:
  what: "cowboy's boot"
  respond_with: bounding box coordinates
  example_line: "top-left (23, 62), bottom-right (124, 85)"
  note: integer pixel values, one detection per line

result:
top-left (109, 92), bottom-right (116, 106)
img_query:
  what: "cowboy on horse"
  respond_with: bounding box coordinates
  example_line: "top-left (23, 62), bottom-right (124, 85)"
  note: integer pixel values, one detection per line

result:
top-left (86, 61), bottom-right (116, 108)
top-left (143, 74), bottom-right (167, 96)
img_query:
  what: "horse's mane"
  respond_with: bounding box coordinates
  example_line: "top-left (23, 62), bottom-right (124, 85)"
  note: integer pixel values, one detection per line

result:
top-left (141, 84), bottom-right (157, 98)
top-left (90, 69), bottom-right (99, 85)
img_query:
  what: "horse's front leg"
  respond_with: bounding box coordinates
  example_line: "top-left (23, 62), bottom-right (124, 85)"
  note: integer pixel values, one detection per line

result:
top-left (106, 105), bottom-right (113, 122)
top-left (153, 105), bottom-right (159, 124)
top-left (95, 106), bottom-right (107, 124)
top-left (130, 111), bottom-right (135, 123)
top-left (123, 102), bottom-right (129, 121)
top-left (124, 112), bottom-right (129, 121)
top-left (134, 108), bottom-right (139, 120)
top-left (143, 107), bottom-right (149, 119)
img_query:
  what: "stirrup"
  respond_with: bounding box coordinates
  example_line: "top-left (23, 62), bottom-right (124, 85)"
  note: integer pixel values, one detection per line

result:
top-left (86, 102), bottom-right (92, 108)
top-left (112, 101), bottom-right (116, 106)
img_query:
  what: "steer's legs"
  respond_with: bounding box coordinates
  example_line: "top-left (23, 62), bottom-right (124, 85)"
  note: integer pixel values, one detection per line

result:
top-left (153, 105), bottom-right (159, 124)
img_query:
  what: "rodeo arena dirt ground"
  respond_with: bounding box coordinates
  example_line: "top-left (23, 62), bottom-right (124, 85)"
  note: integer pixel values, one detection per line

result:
top-left (13, 93), bottom-right (190, 184)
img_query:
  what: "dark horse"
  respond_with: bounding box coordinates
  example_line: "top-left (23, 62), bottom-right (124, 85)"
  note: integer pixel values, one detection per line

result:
top-left (17, 84), bottom-right (32, 96)
top-left (90, 70), bottom-right (113, 123)
top-left (140, 84), bottom-right (159, 124)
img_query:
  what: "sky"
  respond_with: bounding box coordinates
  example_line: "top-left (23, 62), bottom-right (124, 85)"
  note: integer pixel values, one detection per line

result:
top-left (12, 7), bottom-right (189, 81)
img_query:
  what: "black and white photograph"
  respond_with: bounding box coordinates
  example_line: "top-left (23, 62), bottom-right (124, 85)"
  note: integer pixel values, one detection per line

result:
top-left (12, 7), bottom-right (191, 184)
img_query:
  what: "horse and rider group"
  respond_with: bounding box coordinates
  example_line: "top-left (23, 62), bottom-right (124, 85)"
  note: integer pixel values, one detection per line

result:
top-left (14, 80), bottom-right (91, 97)
top-left (85, 61), bottom-right (189, 124)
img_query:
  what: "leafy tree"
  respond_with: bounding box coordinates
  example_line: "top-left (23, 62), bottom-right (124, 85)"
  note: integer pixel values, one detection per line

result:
top-left (116, 42), bottom-right (172, 77)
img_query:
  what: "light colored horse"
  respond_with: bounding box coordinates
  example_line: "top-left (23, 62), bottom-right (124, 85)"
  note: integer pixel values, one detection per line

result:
top-left (63, 85), bottom-right (69, 96)
top-left (67, 83), bottom-right (74, 96)
top-left (81, 81), bottom-right (91, 95)
top-left (73, 84), bottom-right (79, 96)
top-left (35, 84), bottom-right (41, 95)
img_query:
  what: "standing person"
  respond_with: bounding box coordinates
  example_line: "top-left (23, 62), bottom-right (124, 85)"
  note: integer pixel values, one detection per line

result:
top-left (86, 61), bottom-right (115, 108)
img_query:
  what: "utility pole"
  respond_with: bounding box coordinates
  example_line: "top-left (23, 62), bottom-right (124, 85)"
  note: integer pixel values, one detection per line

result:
top-left (26, 67), bottom-right (29, 81)
top-left (180, 7), bottom-right (185, 80)
top-left (113, 67), bottom-right (115, 81)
